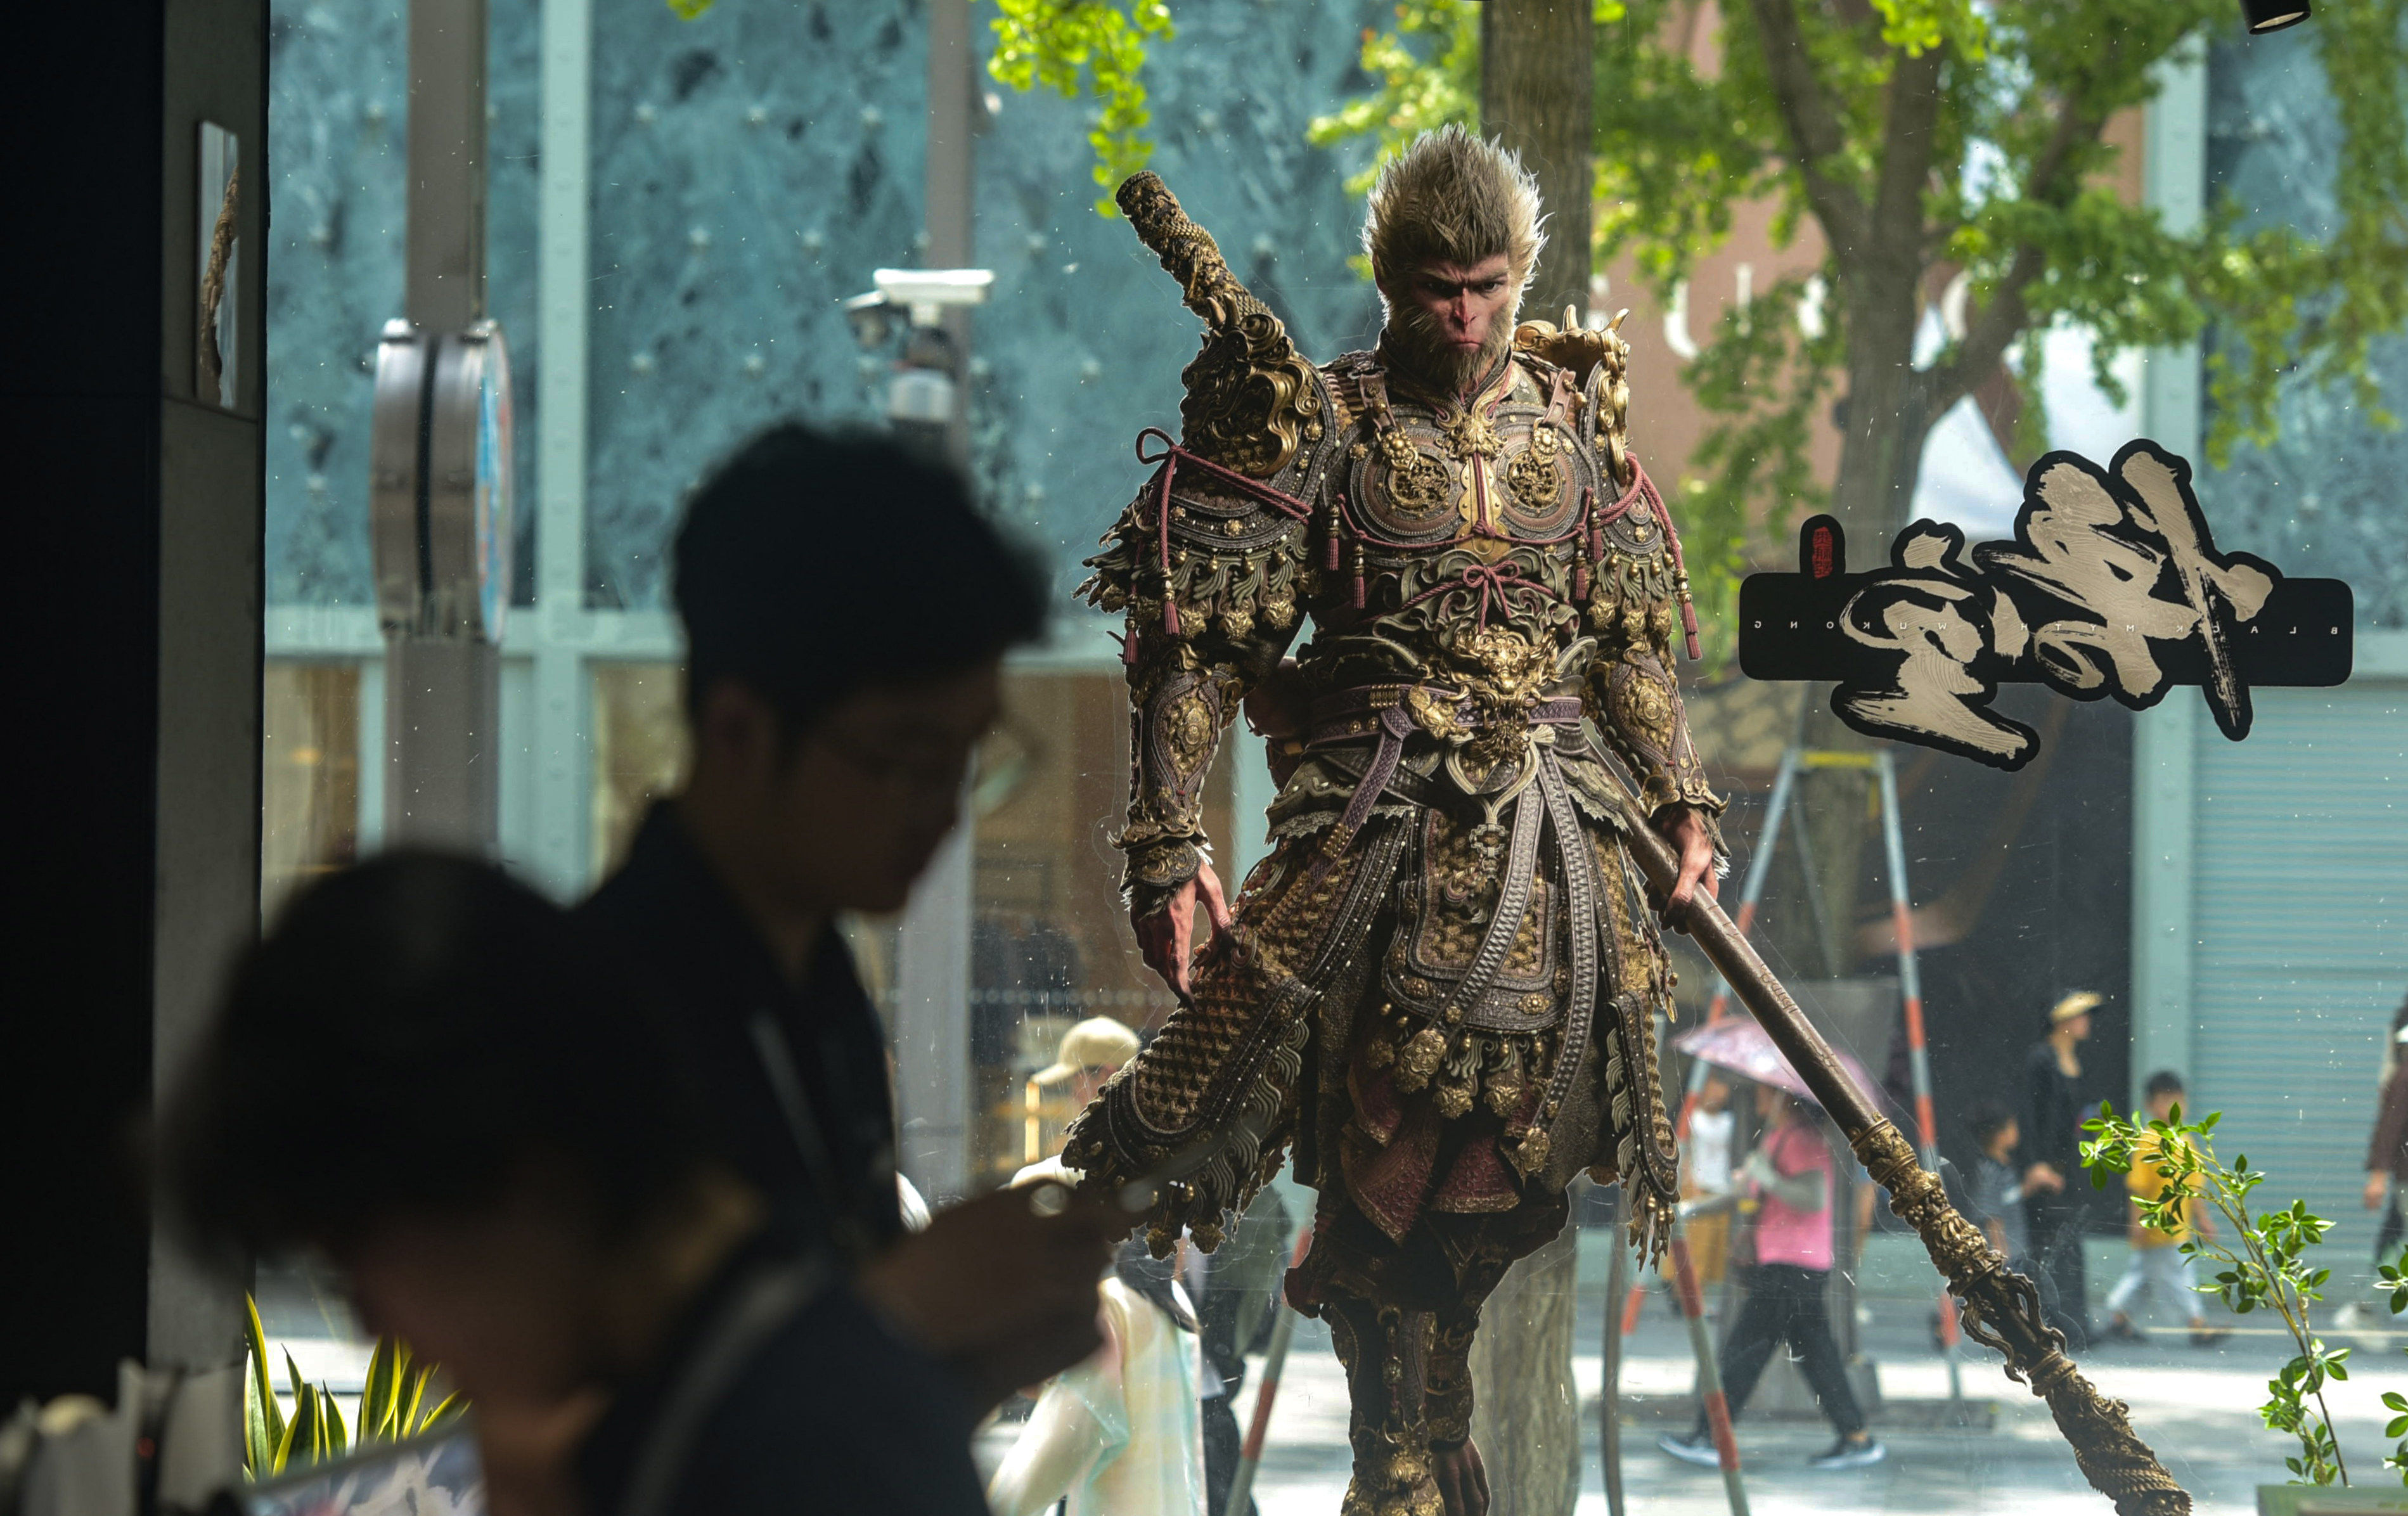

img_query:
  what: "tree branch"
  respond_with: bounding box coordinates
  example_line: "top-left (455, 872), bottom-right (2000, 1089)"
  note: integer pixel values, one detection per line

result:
top-left (1921, 93), bottom-right (2107, 413)
top-left (1744, 0), bottom-right (1869, 256)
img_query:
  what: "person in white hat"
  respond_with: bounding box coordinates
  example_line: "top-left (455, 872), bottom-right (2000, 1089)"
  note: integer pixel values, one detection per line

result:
top-left (993, 1016), bottom-right (1208, 1516)
top-left (1018, 1018), bottom-right (1143, 1188)
top-left (1040, 1018), bottom-right (1143, 1110)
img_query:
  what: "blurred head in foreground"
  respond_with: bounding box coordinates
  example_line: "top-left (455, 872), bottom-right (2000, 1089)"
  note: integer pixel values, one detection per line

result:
top-left (169, 853), bottom-right (758, 1406)
top-left (671, 425), bottom-right (1050, 917)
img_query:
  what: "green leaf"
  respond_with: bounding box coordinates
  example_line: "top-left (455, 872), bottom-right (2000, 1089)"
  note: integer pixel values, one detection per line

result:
top-left (242, 1358), bottom-right (271, 1477)
top-left (273, 1397), bottom-right (301, 1473)
top-left (399, 1362), bottom-right (433, 1436)
top-left (320, 1384), bottom-right (347, 1456)
top-left (283, 1384), bottom-right (315, 1469)
top-left (246, 1297), bottom-right (286, 1463)
top-left (359, 1337), bottom-right (395, 1444)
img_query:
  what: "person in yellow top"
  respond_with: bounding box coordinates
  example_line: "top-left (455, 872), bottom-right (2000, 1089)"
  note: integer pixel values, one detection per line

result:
top-left (2102, 1071), bottom-right (2227, 1346)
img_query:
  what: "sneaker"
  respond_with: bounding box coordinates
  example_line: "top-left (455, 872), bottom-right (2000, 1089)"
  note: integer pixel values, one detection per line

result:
top-left (1658, 1432), bottom-right (1722, 1468)
top-left (2189, 1323), bottom-right (2231, 1347)
top-left (2103, 1316), bottom-right (2147, 1344)
top-left (1808, 1436), bottom-right (1888, 1470)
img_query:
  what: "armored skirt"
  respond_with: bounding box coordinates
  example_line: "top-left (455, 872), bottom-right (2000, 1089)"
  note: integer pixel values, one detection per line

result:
top-left (1066, 712), bottom-right (1685, 1262)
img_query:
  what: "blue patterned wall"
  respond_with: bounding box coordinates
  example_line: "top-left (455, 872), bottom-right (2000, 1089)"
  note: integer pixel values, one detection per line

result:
top-left (263, 1), bottom-right (408, 607)
top-left (2202, 32), bottom-right (2408, 630)
top-left (264, 0), bottom-right (1385, 617)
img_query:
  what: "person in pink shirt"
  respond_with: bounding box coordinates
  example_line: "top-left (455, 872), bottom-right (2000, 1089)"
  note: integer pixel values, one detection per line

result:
top-left (1661, 1083), bottom-right (1885, 1471)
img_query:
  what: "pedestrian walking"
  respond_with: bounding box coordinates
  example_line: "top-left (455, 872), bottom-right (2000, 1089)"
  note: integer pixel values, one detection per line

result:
top-left (1964, 1102), bottom-right (2040, 1270)
top-left (1196, 1185), bottom-right (1294, 1516)
top-left (2101, 1072), bottom-right (2226, 1346)
top-left (2021, 992), bottom-right (2099, 1348)
top-left (997, 1034), bottom-right (1209, 1516)
top-left (988, 1232), bottom-right (1208, 1516)
top-left (1682, 1072), bottom-right (1741, 1297)
top-left (2334, 996), bottom-right (2408, 1337)
top-left (1659, 1083), bottom-right (1886, 1472)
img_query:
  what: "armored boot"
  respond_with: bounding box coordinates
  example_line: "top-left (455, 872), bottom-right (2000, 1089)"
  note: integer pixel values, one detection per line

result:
top-left (1325, 1292), bottom-right (1444, 1516)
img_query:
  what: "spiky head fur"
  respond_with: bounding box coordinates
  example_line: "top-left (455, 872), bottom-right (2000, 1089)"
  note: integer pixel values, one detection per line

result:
top-left (1364, 126), bottom-right (1547, 393)
top-left (1363, 125), bottom-right (1547, 315)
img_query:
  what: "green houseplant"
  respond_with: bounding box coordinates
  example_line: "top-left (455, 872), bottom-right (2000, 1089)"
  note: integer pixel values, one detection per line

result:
top-left (242, 1295), bottom-right (460, 1477)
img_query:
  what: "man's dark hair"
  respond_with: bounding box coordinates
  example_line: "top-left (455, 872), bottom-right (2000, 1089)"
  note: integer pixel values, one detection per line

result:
top-left (1967, 1100), bottom-right (2016, 1147)
top-left (673, 425), bottom-right (1050, 726)
top-left (2142, 1069), bottom-right (2187, 1102)
top-left (167, 854), bottom-right (709, 1255)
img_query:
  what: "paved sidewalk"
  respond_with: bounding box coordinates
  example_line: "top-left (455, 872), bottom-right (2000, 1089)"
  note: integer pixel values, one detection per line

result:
top-left (1219, 1230), bottom-right (2408, 1516)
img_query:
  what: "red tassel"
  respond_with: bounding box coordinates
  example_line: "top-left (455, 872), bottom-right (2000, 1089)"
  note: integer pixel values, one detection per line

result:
top-left (1573, 560), bottom-right (1590, 603)
top-left (1351, 548), bottom-right (1367, 610)
top-left (1120, 627), bottom-right (1139, 667)
top-left (1679, 593), bottom-right (1702, 663)
top-left (1164, 600), bottom-right (1182, 638)
top-left (1325, 502), bottom-right (1344, 572)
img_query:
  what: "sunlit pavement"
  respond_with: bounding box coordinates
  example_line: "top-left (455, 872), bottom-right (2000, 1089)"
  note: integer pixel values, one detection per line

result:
top-left (1227, 1231), bottom-right (2407, 1516)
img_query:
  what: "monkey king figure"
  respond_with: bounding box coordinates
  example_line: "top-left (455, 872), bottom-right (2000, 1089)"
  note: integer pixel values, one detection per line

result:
top-left (1069, 127), bottom-right (1725, 1516)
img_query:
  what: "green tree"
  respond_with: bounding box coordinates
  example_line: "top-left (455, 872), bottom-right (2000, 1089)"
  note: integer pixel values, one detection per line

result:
top-left (1311, 0), bottom-right (2408, 621)
top-left (1302, 0), bottom-right (2408, 972)
top-left (988, 0), bottom-right (1176, 215)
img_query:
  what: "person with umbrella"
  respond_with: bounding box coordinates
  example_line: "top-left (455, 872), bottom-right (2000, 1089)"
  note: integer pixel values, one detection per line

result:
top-left (1660, 1025), bottom-right (1886, 1472)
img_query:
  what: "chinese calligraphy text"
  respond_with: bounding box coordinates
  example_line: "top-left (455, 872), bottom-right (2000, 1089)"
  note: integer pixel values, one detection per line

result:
top-left (1739, 440), bottom-right (2354, 769)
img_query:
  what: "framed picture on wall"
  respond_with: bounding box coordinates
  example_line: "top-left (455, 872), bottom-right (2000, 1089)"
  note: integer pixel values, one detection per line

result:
top-left (197, 120), bottom-right (240, 409)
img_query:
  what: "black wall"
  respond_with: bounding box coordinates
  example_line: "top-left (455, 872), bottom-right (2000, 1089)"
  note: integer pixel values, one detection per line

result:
top-left (2, 0), bottom-right (266, 1401)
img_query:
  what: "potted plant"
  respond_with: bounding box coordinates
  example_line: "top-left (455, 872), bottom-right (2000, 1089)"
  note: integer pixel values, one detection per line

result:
top-left (242, 1295), bottom-right (461, 1476)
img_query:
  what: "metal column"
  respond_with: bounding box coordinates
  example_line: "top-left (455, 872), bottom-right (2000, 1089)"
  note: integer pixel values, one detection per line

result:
top-left (384, 0), bottom-right (501, 853)
top-left (1877, 750), bottom-right (1962, 1396)
top-left (530, 0), bottom-right (595, 896)
top-left (892, 0), bottom-right (979, 1199)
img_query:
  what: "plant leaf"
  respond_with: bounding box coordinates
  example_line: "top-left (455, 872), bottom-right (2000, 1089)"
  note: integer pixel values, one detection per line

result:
top-left (320, 1383), bottom-right (347, 1456)
top-left (247, 1296), bottom-right (286, 1459)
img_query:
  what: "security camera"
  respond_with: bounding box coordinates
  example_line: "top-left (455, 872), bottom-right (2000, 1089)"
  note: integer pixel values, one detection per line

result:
top-left (843, 289), bottom-right (896, 350)
top-left (872, 267), bottom-right (993, 326)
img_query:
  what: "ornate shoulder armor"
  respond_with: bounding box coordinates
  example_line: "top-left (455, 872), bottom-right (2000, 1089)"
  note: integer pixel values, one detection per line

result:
top-left (1078, 381), bottom-right (1341, 650)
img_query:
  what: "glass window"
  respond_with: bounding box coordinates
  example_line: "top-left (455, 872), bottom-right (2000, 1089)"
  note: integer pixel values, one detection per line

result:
top-left (253, 1), bottom-right (2408, 1508)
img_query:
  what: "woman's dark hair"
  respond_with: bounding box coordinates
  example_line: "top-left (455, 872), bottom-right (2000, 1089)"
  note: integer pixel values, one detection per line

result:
top-left (167, 853), bottom-right (709, 1255)
top-left (673, 424), bottom-right (1050, 728)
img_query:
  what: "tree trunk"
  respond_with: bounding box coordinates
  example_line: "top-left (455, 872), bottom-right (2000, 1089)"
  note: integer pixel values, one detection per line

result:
top-left (1469, 1224), bottom-right (1583, 1516)
top-left (1482, 0), bottom-right (1595, 324)
top-left (1473, 16), bottom-right (1593, 1515)
top-left (1784, 251), bottom-right (1935, 978)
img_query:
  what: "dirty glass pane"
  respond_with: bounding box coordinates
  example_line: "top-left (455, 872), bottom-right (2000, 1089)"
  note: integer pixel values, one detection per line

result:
top-left (250, 0), bottom-right (2407, 1506)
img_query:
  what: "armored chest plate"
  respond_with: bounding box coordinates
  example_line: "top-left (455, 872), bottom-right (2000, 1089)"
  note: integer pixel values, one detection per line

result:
top-left (1347, 382), bottom-right (1601, 555)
